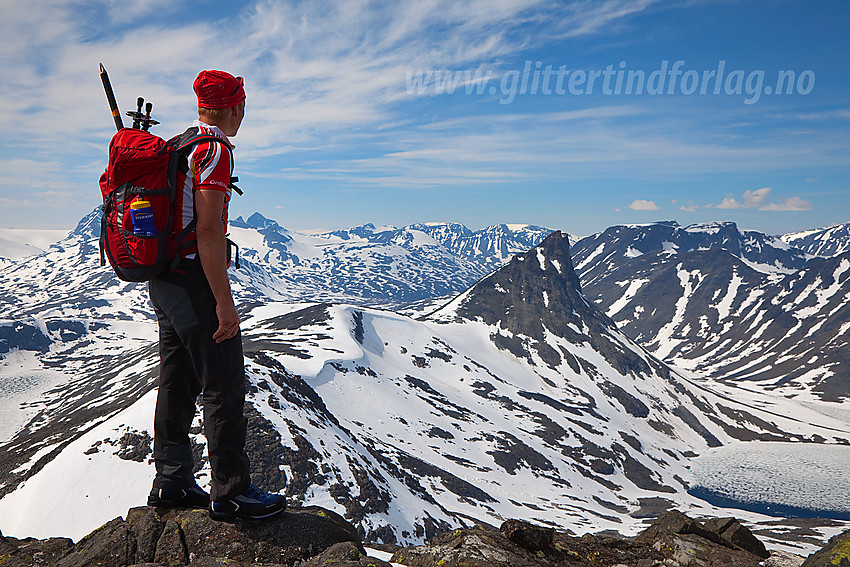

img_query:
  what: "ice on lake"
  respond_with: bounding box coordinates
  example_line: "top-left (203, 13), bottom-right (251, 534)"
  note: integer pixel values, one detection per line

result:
top-left (690, 441), bottom-right (850, 519)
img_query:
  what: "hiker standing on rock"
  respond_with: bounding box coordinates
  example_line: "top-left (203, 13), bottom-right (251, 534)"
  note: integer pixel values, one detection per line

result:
top-left (146, 70), bottom-right (286, 521)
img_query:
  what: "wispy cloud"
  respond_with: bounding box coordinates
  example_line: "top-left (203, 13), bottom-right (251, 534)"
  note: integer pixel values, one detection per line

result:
top-left (550, 0), bottom-right (661, 39)
top-left (793, 109), bottom-right (850, 121)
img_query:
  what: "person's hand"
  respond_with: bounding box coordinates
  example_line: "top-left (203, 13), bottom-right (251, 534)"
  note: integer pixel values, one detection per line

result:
top-left (213, 301), bottom-right (240, 343)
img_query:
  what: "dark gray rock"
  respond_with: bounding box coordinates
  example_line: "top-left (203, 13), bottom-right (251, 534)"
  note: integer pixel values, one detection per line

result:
top-left (0, 320), bottom-right (52, 354)
top-left (39, 505), bottom-right (362, 567)
top-left (390, 524), bottom-right (548, 567)
top-left (303, 541), bottom-right (393, 566)
top-left (648, 532), bottom-right (765, 567)
top-left (54, 516), bottom-right (134, 567)
top-left (635, 509), bottom-right (713, 542)
top-left (2, 509), bottom-right (832, 567)
top-left (636, 510), bottom-right (769, 566)
top-left (0, 529), bottom-right (73, 566)
top-left (500, 519), bottom-right (554, 552)
top-left (702, 516), bottom-right (769, 559)
top-left (637, 510), bottom-right (769, 558)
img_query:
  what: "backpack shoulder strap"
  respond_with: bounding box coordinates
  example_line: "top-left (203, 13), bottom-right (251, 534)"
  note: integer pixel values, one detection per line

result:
top-left (170, 126), bottom-right (231, 154)
top-left (168, 127), bottom-right (242, 195)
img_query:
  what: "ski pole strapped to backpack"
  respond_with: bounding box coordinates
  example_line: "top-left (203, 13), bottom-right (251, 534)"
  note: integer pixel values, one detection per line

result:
top-left (99, 127), bottom-right (234, 282)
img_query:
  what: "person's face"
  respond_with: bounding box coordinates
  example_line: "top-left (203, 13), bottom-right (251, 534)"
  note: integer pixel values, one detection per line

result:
top-left (225, 102), bottom-right (245, 137)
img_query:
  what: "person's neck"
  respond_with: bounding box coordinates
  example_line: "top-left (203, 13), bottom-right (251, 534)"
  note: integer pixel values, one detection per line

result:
top-left (197, 117), bottom-right (221, 129)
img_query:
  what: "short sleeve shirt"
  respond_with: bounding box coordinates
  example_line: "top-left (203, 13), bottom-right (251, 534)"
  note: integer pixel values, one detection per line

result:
top-left (172, 121), bottom-right (234, 257)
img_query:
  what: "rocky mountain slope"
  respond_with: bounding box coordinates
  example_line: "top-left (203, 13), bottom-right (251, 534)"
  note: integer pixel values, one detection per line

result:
top-left (571, 221), bottom-right (850, 403)
top-left (0, 223), bottom-right (846, 551)
top-left (781, 222), bottom-right (850, 258)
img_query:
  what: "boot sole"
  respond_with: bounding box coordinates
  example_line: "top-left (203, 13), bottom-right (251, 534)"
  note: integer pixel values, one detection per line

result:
top-left (148, 499), bottom-right (210, 509)
top-left (209, 504), bottom-right (286, 521)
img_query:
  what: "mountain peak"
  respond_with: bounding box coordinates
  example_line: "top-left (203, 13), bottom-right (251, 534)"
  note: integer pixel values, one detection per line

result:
top-left (465, 230), bottom-right (582, 315)
top-left (73, 207), bottom-right (102, 239)
top-left (431, 230), bottom-right (578, 318)
top-left (231, 212), bottom-right (283, 231)
top-left (431, 231), bottom-right (611, 361)
top-left (429, 229), bottom-right (668, 377)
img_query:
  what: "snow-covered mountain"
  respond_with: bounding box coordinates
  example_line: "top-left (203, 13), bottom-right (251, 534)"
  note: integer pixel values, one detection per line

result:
top-left (0, 220), bottom-right (847, 548)
top-left (227, 213), bottom-right (556, 306)
top-left (572, 221), bottom-right (850, 403)
top-left (573, 221), bottom-right (809, 284)
top-left (781, 222), bottom-right (850, 258)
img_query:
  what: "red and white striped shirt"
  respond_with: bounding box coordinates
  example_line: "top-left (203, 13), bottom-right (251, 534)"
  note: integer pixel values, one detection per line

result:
top-left (173, 121), bottom-right (234, 258)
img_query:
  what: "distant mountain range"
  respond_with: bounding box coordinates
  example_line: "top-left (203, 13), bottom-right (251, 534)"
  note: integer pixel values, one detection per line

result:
top-left (0, 210), bottom-right (848, 547)
top-left (226, 213), bottom-right (557, 306)
top-left (571, 221), bottom-right (850, 403)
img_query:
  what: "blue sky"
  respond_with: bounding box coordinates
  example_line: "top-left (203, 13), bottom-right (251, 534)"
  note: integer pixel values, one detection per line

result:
top-left (1, 0), bottom-right (847, 237)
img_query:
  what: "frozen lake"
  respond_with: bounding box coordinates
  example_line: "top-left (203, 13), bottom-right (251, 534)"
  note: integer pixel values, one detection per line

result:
top-left (689, 441), bottom-right (850, 520)
top-left (0, 351), bottom-right (70, 441)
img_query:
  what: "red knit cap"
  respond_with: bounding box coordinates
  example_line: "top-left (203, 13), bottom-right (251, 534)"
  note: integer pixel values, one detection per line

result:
top-left (193, 70), bottom-right (245, 109)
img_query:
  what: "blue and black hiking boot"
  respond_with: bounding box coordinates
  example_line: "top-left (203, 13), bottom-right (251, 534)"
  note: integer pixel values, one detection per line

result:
top-left (209, 484), bottom-right (286, 521)
top-left (147, 484), bottom-right (210, 509)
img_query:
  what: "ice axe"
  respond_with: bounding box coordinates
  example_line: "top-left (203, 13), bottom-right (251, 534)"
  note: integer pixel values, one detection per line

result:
top-left (99, 64), bottom-right (160, 131)
top-left (99, 63), bottom-right (124, 131)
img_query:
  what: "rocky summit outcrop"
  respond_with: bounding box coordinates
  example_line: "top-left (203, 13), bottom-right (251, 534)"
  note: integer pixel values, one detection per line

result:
top-left (0, 504), bottom-right (836, 567)
top-left (391, 511), bottom-right (774, 567)
top-left (0, 505), bottom-right (380, 567)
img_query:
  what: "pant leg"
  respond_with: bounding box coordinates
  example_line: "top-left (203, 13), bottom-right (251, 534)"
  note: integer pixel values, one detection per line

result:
top-left (192, 328), bottom-right (250, 501)
top-left (149, 263), bottom-right (250, 500)
top-left (150, 302), bottom-right (202, 489)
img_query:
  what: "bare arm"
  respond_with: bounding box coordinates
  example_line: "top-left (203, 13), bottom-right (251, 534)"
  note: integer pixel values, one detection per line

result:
top-left (195, 189), bottom-right (238, 343)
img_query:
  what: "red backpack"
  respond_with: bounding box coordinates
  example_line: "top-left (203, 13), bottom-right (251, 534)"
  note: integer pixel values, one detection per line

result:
top-left (98, 127), bottom-right (232, 282)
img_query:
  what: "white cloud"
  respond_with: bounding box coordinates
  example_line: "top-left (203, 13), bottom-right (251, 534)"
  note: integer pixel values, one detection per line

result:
top-left (712, 196), bottom-right (741, 209)
top-left (709, 188), bottom-right (769, 210)
top-left (629, 199), bottom-right (659, 211)
top-left (760, 197), bottom-right (812, 211)
top-left (743, 187), bottom-right (771, 208)
top-left (707, 188), bottom-right (812, 213)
